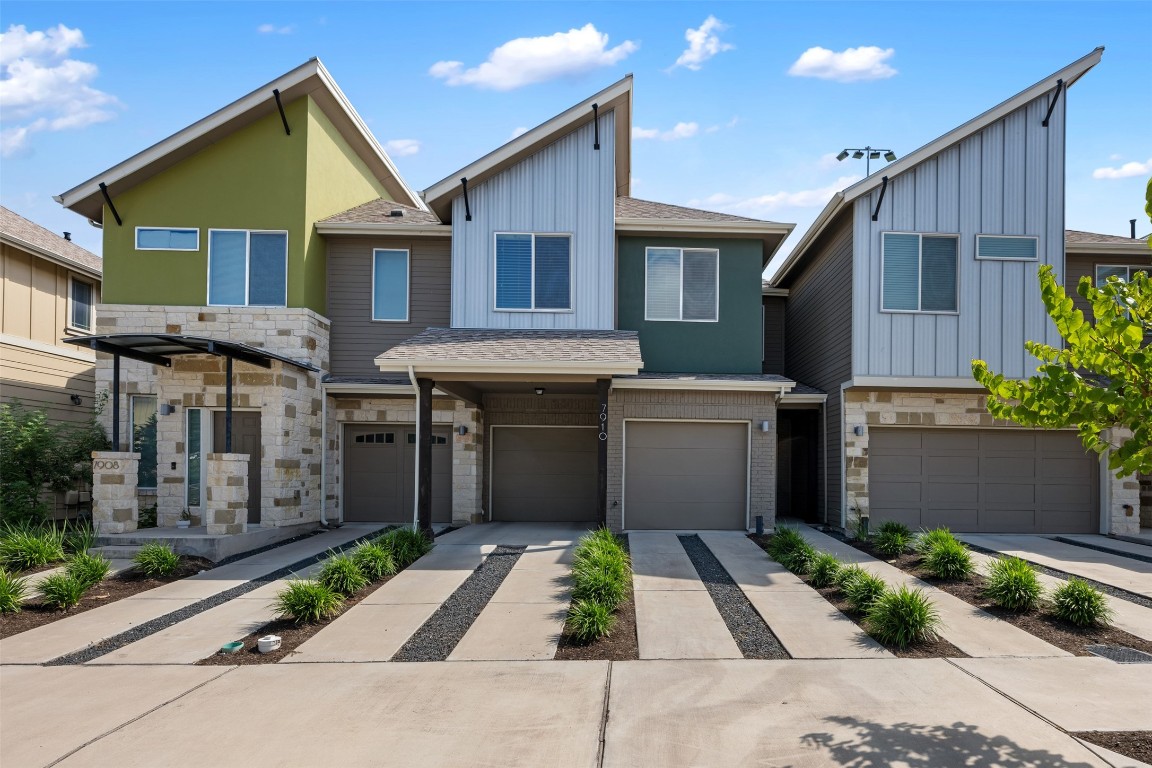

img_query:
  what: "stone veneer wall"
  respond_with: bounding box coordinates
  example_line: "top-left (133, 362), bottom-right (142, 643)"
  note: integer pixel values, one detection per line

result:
top-left (326, 395), bottom-right (482, 526)
top-left (606, 389), bottom-right (778, 532)
top-left (843, 390), bottom-right (1133, 535)
top-left (91, 451), bottom-right (139, 534)
top-left (93, 305), bottom-right (329, 528)
top-left (205, 453), bottom-right (249, 535)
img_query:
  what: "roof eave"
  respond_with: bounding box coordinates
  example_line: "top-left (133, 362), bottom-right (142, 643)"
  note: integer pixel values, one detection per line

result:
top-left (611, 377), bottom-right (795, 393)
top-left (1066, 241), bottom-right (1151, 255)
top-left (0, 233), bottom-right (102, 279)
top-left (375, 359), bottom-right (642, 377)
top-left (315, 222), bottom-right (451, 237)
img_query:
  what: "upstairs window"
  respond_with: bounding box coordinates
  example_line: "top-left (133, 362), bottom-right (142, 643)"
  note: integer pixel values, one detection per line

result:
top-left (882, 233), bottom-right (958, 313)
top-left (372, 249), bottom-right (410, 321)
top-left (495, 233), bottom-right (571, 311)
top-left (70, 277), bottom-right (93, 331)
top-left (136, 227), bottom-right (199, 251)
top-left (977, 235), bottom-right (1038, 261)
top-left (645, 247), bottom-right (719, 322)
top-left (208, 230), bottom-right (288, 307)
top-left (1096, 265), bottom-right (1149, 285)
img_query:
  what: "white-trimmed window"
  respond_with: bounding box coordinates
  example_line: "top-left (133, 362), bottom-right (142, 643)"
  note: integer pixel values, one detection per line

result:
top-left (976, 234), bottom-right (1038, 260)
top-left (372, 249), bottom-right (409, 321)
top-left (135, 227), bottom-right (199, 251)
top-left (645, 247), bottom-right (719, 322)
top-left (69, 277), bottom-right (93, 331)
top-left (1096, 265), bottom-right (1149, 285)
top-left (881, 232), bottom-right (959, 313)
top-left (494, 233), bottom-right (572, 311)
top-left (207, 229), bottom-right (288, 307)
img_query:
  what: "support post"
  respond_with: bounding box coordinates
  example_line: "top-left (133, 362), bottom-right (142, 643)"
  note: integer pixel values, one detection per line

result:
top-left (225, 354), bottom-right (233, 453)
top-left (111, 352), bottom-right (121, 450)
top-left (417, 377), bottom-right (434, 536)
top-left (597, 378), bottom-right (609, 526)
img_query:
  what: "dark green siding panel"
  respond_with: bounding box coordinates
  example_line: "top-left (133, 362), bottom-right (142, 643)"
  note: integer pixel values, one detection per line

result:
top-left (617, 236), bottom-right (763, 374)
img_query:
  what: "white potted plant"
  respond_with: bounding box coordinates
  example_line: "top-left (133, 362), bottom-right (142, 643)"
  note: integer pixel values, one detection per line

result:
top-left (176, 509), bottom-right (192, 529)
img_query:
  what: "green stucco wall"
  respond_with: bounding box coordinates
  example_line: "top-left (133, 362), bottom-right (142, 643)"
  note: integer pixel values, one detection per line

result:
top-left (101, 95), bottom-right (390, 315)
top-left (617, 236), bottom-right (764, 374)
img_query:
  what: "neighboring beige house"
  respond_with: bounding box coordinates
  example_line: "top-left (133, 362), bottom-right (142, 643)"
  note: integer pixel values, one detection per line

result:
top-left (1, 206), bottom-right (103, 424)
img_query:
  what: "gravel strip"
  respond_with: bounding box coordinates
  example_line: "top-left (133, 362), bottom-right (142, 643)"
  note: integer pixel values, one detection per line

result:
top-left (1052, 536), bottom-right (1152, 565)
top-left (391, 545), bottom-right (524, 662)
top-left (678, 535), bottom-right (789, 660)
top-left (45, 527), bottom-right (395, 666)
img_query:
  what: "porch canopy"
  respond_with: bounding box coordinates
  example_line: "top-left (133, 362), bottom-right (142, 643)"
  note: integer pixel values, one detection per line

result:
top-left (63, 333), bottom-right (318, 451)
top-left (375, 327), bottom-right (644, 532)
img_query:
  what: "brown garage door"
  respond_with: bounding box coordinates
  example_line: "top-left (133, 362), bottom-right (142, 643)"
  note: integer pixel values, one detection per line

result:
top-left (491, 427), bottom-right (597, 522)
top-left (343, 424), bottom-right (452, 523)
top-left (869, 428), bottom-right (1098, 533)
top-left (625, 421), bottom-right (748, 530)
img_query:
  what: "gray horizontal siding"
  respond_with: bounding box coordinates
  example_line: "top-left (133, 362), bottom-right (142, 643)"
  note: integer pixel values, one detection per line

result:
top-left (1066, 251), bottom-right (1152, 318)
top-left (326, 235), bottom-right (451, 376)
top-left (762, 295), bottom-right (786, 374)
top-left (784, 212), bottom-right (853, 525)
top-left (853, 90), bottom-right (1065, 380)
top-left (450, 112), bottom-right (615, 330)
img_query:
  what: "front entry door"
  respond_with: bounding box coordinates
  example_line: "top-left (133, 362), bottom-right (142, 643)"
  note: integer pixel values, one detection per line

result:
top-left (213, 411), bottom-right (262, 524)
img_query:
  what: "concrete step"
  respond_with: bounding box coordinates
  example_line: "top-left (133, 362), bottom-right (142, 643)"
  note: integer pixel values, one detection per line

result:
top-left (88, 545), bottom-right (143, 560)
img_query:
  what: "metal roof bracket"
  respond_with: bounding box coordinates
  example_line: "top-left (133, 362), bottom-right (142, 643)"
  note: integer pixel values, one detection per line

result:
top-left (592, 103), bottom-right (600, 150)
top-left (273, 88), bottom-right (291, 135)
top-left (871, 176), bottom-right (889, 222)
top-left (461, 177), bottom-right (472, 222)
top-left (1042, 79), bottom-right (1064, 127)
top-left (98, 183), bottom-right (122, 227)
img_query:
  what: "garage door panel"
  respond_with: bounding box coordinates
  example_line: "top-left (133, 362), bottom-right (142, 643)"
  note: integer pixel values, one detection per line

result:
top-left (344, 424), bottom-right (452, 523)
top-left (497, 449), bottom-right (597, 475)
top-left (492, 428), bottom-right (597, 522)
top-left (625, 422), bottom-right (747, 530)
top-left (870, 428), bottom-right (1097, 533)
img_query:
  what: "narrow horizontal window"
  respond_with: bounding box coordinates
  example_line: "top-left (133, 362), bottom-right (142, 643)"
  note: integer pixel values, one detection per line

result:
top-left (644, 247), bottom-right (719, 322)
top-left (494, 233), bottom-right (571, 311)
top-left (70, 277), bottom-right (93, 331)
top-left (882, 232), bottom-right (958, 312)
top-left (372, 249), bottom-right (410, 321)
top-left (977, 235), bottom-right (1037, 260)
top-left (354, 432), bottom-right (395, 444)
top-left (136, 227), bottom-right (199, 251)
top-left (208, 230), bottom-right (287, 307)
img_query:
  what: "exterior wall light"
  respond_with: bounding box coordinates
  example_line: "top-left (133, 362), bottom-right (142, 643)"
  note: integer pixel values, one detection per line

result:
top-left (457, 425), bottom-right (468, 436)
top-left (535, 387), bottom-right (545, 396)
top-left (760, 420), bottom-right (772, 432)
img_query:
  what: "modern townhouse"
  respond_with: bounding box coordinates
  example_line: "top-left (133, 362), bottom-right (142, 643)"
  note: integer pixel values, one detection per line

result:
top-left (769, 47), bottom-right (1147, 538)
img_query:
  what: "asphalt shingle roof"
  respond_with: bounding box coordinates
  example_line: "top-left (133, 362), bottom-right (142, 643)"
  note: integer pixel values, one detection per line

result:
top-left (377, 328), bottom-right (642, 363)
top-left (1066, 229), bottom-right (1149, 245)
top-left (320, 199), bottom-right (442, 226)
top-left (616, 196), bottom-right (775, 224)
top-left (0, 206), bottom-right (102, 274)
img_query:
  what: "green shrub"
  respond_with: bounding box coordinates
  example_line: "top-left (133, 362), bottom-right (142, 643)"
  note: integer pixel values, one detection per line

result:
top-left (37, 572), bottom-right (87, 610)
top-left (318, 551), bottom-right (369, 596)
top-left (1049, 578), bottom-right (1113, 627)
top-left (779, 540), bottom-right (818, 575)
top-left (809, 552), bottom-right (842, 589)
top-left (922, 538), bottom-right (974, 580)
top-left (984, 557), bottom-right (1043, 612)
top-left (66, 552), bottom-right (111, 588)
top-left (383, 528), bottom-right (433, 568)
top-left (875, 520), bottom-right (912, 538)
top-left (133, 543), bottom-right (181, 578)
top-left (571, 530), bottom-right (630, 610)
top-left (913, 527), bottom-right (958, 555)
top-left (845, 572), bottom-right (888, 613)
top-left (567, 599), bottom-right (616, 642)
top-left (62, 521), bottom-right (97, 556)
top-left (766, 527), bottom-right (808, 561)
top-left (572, 564), bottom-right (628, 610)
top-left (272, 578), bottom-right (343, 624)
top-left (873, 529), bottom-right (911, 558)
top-left (0, 527), bottom-right (66, 571)
top-left (351, 542), bottom-right (396, 582)
top-left (834, 564), bottom-right (868, 591)
top-left (0, 569), bottom-right (28, 613)
top-left (865, 586), bottom-right (942, 649)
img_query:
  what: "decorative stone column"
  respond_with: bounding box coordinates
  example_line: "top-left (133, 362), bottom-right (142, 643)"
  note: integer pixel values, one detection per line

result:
top-left (91, 452), bottom-right (140, 534)
top-left (1105, 428), bottom-right (1141, 537)
top-left (452, 405), bottom-right (483, 526)
top-left (206, 453), bottom-right (249, 535)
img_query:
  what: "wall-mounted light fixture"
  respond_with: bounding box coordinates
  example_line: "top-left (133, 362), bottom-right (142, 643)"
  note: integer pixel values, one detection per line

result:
top-left (760, 420), bottom-right (772, 432)
top-left (534, 387), bottom-right (545, 396)
top-left (853, 425), bottom-right (865, 436)
top-left (457, 425), bottom-right (468, 436)
top-left (159, 403), bottom-right (176, 416)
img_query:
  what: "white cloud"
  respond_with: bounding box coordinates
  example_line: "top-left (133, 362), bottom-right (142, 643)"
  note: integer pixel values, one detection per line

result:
top-left (672, 16), bottom-right (733, 71)
top-left (429, 24), bottom-right (637, 90)
top-left (705, 116), bottom-right (739, 134)
top-left (689, 175), bottom-right (860, 218)
top-left (509, 126), bottom-right (529, 140)
top-left (1092, 158), bottom-right (1152, 180)
top-left (817, 152), bottom-right (843, 170)
top-left (633, 122), bottom-right (699, 141)
top-left (384, 138), bottom-right (421, 157)
top-left (257, 23), bottom-right (295, 35)
top-left (0, 24), bottom-right (120, 156)
top-left (788, 46), bottom-right (897, 82)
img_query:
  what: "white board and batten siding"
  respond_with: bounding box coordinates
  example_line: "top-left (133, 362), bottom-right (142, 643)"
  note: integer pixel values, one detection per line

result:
top-left (852, 91), bottom-right (1065, 380)
top-left (449, 112), bottom-right (616, 330)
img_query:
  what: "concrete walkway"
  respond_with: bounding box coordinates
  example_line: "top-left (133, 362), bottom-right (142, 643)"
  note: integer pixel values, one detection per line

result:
top-left (798, 528), bottom-right (1069, 658)
top-left (1058, 533), bottom-right (1152, 559)
top-left (7, 657), bottom-right (1141, 768)
top-left (960, 534), bottom-right (1152, 598)
top-left (698, 532), bottom-right (890, 659)
top-left (629, 532), bottom-right (741, 660)
top-left (967, 549), bottom-right (1152, 642)
top-left (0, 525), bottom-right (382, 665)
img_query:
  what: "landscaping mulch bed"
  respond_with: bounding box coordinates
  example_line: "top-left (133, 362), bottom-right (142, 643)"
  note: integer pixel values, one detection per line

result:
top-left (555, 591), bottom-right (640, 661)
top-left (198, 572), bottom-right (396, 666)
top-left (1073, 730), bottom-right (1152, 764)
top-left (0, 558), bottom-right (212, 639)
top-left (747, 534), bottom-right (968, 659)
top-left (847, 541), bottom-right (1152, 657)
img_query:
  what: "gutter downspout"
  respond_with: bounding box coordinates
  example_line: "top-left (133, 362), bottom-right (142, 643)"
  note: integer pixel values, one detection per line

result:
top-left (408, 365), bottom-right (420, 531)
top-left (319, 380), bottom-right (328, 526)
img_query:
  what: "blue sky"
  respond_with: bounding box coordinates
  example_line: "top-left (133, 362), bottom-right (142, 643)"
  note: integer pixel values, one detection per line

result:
top-left (2, 2), bottom-right (1149, 277)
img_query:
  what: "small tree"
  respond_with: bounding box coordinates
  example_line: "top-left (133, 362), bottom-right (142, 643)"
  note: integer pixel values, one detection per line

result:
top-left (972, 264), bottom-right (1151, 477)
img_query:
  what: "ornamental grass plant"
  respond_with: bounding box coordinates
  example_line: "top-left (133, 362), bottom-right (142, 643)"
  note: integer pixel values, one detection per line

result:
top-left (566, 528), bottom-right (632, 642)
top-left (66, 552), bottom-right (112, 589)
top-left (0, 568), bottom-right (28, 613)
top-left (809, 552), bottom-right (843, 589)
top-left (865, 586), bottom-right (941, 649)
top-left (1049, 578), bottom-right (1113, 628)
top-left (922, 538), bottom-right (975, 581)
top-left (272, 578), bottom-right (343, 624)
top-left (317, 551), bottom-right (369, 596)
top-left (133, 543), bottom-right (181, 578)
top-left (983, 557), bottom-right (1043, 612)
top-left (845, 572), bottom-right (888, 613)
top-left (36, 572), bottom-right (87, 610)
